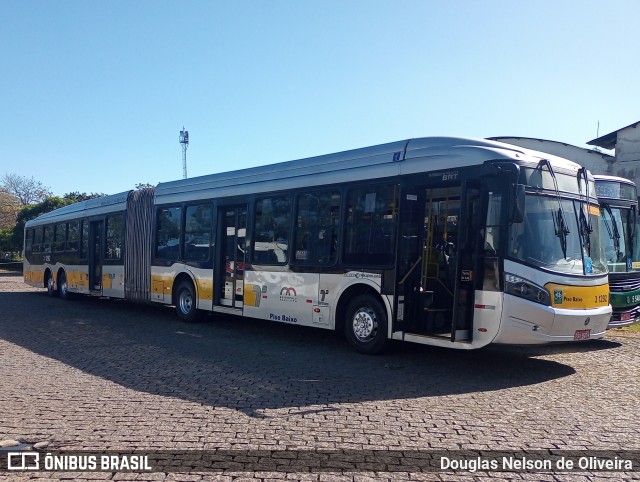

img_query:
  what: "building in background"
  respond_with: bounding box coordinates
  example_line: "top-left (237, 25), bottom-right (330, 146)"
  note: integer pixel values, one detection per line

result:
top-left (490, 120), bottom-right (640, 186)
top-left (488, 136), bottom-right (614, 175)
top-left (588, 121), bottom-right (640, 187)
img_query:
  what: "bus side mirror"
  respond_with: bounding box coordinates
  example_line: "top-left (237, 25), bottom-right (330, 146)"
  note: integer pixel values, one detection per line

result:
top-left (510, 184), bottom-right (525, 223)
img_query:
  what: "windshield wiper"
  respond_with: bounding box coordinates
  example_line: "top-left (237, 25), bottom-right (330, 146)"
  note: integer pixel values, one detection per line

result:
top-left (602, 204), bottom-right (621, 260)
top-left (578, 209), bottom-right (592, 256)
top-left (552, 207), bottom-right (570, 259)
top-left (538, 159), bottom-right (570, 258)
top-left (577, 167), bottom-right (593, 257)
top-left (628, 207), bottom-right (637, 257)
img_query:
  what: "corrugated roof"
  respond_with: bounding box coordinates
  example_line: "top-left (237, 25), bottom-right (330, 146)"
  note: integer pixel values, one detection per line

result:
top-left (488, 136), bottom-right (615, 162)
top-left (587, 120), bottom-right (640, 150)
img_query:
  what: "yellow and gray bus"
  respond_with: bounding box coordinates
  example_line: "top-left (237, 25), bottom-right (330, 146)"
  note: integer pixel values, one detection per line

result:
top-left (594, 175), bottom-right (640, 327)
top-left (23, 137), bottom-right (611, 353)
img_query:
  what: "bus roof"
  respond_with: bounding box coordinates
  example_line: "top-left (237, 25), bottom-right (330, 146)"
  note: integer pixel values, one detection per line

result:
top-left (155, 136), bottom-right (582, 204)
top-left (25, 191), bottom-right (131, 228)
top-left (24, 136), bottom-right (586, 226)
top-left (593, 174), bottom-right (638, 203)
top-left (593, 174), bottom-right (637, 186)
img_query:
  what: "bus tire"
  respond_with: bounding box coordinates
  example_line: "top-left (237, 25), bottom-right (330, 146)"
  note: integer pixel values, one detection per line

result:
top-left (175, 280), bottom-right (199, 322)
top-left (46, 272), bottom-right (57, 297)
top-left (343, 294), bottom-right (388, 354)
top-left (58, 271), bottom-right (71, 300)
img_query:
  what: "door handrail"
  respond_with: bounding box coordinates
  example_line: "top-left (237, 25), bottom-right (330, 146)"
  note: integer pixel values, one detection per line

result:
top-left (399, 256), bottom-right (422, 285)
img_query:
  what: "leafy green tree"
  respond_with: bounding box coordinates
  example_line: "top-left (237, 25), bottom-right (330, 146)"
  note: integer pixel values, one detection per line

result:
top-left (0, 227), bottom-right (15, 253)
top-left (63, 191), bottom-right (106, 203)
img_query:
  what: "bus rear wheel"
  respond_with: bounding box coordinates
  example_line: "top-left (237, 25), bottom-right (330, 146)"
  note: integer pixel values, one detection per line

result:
top-left (175, 280), bottom-right (199, 322)
top-left (344, 294), bottom-right (388, 354)
top-left (58, 271), bottom-right (71, 300)
top-left (46, 272), bottom-right (57, 297)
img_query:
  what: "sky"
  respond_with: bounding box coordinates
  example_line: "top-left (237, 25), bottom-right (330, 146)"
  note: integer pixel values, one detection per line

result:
top-left (1, 0), bottom-right (639, 197)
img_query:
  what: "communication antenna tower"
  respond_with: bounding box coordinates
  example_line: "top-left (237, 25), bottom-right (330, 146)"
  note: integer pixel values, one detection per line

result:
top-left (179, 127), bottom-right (189, 179)
top-left (592, 121), bottom-right (601, 152)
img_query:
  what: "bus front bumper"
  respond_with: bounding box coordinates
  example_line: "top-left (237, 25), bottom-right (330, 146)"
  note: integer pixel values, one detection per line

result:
top-left (493, 295), bottom-right (611, 344)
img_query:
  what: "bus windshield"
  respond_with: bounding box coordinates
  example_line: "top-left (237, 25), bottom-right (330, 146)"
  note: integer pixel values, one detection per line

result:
top-left (601, 204), bottom-right (640, 273)
top-left (508, 193), bottom-right (607, 276)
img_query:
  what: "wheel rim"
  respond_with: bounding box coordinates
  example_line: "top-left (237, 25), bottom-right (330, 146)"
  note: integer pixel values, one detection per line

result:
top-left (61, 278), bottom-right (67, 296)
top-left (179, 289), bottom-right (193, 315)
top-left (47, 276), bottom-right (54, 292)
top-left (352, 307), bottom-right (378, 342)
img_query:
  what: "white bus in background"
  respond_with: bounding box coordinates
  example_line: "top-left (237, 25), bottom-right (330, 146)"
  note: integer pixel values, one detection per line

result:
top-left (24, 137), bottom-right (611, 353)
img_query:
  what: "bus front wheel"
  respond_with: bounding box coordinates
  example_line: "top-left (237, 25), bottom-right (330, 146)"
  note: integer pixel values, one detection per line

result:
top-left (175, 280), bottom-right (199, 322)
top-left (344, 295), bottom-right (388, 354)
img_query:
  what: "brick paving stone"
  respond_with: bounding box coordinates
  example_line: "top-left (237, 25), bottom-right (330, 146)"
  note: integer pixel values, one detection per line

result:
top-left (0, 276), bottom-right (639, 481)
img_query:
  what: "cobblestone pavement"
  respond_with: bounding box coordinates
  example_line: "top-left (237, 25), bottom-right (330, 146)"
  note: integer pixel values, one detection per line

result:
top-left (0, 275), bottom-right (639, 481)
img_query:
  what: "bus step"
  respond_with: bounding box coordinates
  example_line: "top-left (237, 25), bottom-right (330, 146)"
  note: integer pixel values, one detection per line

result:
top-left (421, 290), bottom-right (434, 310)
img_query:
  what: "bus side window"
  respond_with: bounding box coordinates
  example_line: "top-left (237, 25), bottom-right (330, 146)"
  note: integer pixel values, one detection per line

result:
top-left (184, 204), bottom-right (212, 262)
top-left (253, 196), bottom-right (291, 265)
top-left (80, 220), bottom-right (89, 259)
top-left (53, 223), bottom-right (66, 252)
top-left (105, 214), bottom-right (124, 260)
top-left (25, 229), bottom-right (33, 255)
top-left (67, 221), bottom-right (79, 252)
top-left (294, 190), bottom-right (341, 265)
top-left (156, 207), bottom-right (182, 261)
top-left (33, 227), bottom-right (43, 253)
top-left (344, 184), bottom-right (397, 266)
top-left (43, 225), bottom-right (53, 253)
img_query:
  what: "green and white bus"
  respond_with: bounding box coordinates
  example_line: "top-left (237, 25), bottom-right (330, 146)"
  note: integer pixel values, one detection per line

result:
top-left (24, 137), bottom-right (611, 353)
top-left (594, 175), bottom-right (640, 327)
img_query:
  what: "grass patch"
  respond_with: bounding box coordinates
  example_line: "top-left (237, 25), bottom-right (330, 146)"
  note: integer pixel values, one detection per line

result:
top-left (621, 323), bottom-right (640, 333)
top-left (608, 323), bottom-right (640, 339)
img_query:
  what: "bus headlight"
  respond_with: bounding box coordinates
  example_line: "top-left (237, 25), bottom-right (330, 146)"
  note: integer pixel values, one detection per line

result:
top-left (504, 273), bottom-right (551, 306)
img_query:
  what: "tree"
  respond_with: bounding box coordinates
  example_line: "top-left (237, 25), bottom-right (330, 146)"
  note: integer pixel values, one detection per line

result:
top-left (1, 174), bottom-right (53, 256)
top-left (135, 182), bottom-right (155, 190)
top-left (63, 191), bottom-right (106, 203)
top-left (1, 173), bottom-right (52, 205)
top-left (0, 227), bottom-right (15, 253)
top-left (0, 190), bottom-right (20, 229)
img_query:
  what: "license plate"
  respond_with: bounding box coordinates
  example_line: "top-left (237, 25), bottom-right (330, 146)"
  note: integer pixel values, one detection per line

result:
top-left (574, 329), bottom-right (591, 340)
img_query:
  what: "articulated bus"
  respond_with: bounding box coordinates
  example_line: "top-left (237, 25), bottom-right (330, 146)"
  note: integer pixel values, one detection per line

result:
top-left (23, 137), bottom-right (611, 353)
top-left (594, 175), bottom-right (640, 327)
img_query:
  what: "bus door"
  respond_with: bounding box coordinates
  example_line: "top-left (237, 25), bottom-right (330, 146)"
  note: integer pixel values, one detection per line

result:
top-left (451, 181), bottom-right (482, 342)
top-left (217, 205), bottom-right (247, 308)
top-left (89, 220), bottom-right (103, 292)
top-left (395, 185), bottom-right (461, 338)
top-left (394, 188), bottom-right (425, 333)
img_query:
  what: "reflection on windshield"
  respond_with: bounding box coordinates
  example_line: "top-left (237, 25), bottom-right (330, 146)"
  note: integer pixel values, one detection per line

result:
top-left (601, 205), bottom-right (640, 273)
top-left (508, 194), bottom-right (607, 275)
